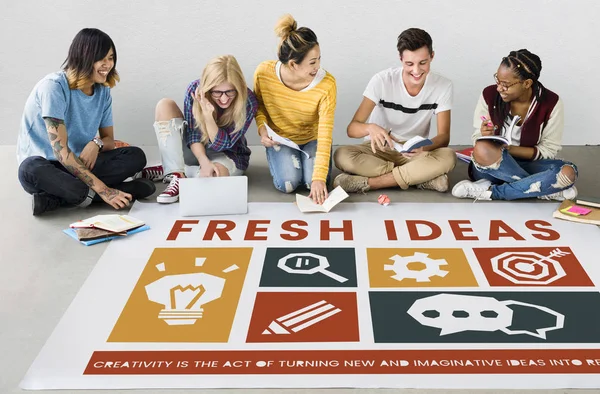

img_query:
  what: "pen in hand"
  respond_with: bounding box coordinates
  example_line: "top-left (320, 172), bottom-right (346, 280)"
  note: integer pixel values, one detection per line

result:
top-left (383, 128), bottom-right (393, 147)
top-left (480, 116), bottom-right (493, 127)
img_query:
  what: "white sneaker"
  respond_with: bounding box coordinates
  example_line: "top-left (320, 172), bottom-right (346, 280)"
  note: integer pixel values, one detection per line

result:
top-left (452, 179), bottom-right (493, 201)
top-left (157, 175), bottom-right (180, 204)
top-left (538, 186), bottom-right (578, 201)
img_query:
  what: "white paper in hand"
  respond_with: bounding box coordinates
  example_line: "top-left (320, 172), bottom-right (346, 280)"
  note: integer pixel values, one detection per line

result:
top-left (264, 123), bottom-right (310, 158)
top-left (296, 186), bottom-right (349, 213)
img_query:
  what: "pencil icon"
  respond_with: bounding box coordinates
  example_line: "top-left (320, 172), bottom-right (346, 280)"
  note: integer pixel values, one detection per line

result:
top-left (262, 300), bottom-right (342, 335)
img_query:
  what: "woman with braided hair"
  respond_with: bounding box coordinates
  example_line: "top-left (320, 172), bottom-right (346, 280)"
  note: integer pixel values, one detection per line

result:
top-left (452, 49), bottom-right (578, 201)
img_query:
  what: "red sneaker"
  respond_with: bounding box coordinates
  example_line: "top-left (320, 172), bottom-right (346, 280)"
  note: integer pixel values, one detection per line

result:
top-left (140, 165), bottom-right (164, 182)
top-left (157, 175), bottom-right (181, 204)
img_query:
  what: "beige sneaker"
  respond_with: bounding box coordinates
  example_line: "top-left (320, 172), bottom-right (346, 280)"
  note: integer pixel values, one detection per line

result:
top-left (416, 174), bottom-right (449, 192)
top-left (333, 173), bottom-right (370, 193)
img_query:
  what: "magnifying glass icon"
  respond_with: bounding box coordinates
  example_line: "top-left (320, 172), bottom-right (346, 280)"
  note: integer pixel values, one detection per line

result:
top-left (277, 253), bottom-right (348, 283)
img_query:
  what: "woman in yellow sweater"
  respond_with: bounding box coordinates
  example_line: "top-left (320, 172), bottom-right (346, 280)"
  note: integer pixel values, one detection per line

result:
top-left (254, 14), bottom-right (337, 205)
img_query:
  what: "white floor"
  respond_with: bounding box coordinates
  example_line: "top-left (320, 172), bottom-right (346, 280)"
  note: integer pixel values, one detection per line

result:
top-left (2, 145), bottom-right (599, 394)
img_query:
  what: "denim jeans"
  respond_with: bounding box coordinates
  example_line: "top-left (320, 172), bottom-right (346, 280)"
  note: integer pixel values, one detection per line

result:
top-left (266, 140), bottom-right (331, 193)
top-left (469, 148), bottom-right (578, 200)
top-left (18, 147), bottom-right (147, 205)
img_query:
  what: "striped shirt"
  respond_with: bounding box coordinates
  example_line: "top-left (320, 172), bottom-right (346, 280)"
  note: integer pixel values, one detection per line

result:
top-left (184, 80), bottom-right (257, 171)
top-left (253, 60), bottom-right (337, 182)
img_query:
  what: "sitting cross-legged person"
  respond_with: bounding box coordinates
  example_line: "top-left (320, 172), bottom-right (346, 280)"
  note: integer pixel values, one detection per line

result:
top-left (333, 28), bottom-right (456, 194)
top-left (452, 49), bottom-right (578, 201)
top-left (17, 28), bottom-right (154, 215)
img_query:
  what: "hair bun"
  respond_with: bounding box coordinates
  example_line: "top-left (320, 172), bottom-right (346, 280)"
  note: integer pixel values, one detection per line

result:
top-left (274, 14), bottom-right (297, 39)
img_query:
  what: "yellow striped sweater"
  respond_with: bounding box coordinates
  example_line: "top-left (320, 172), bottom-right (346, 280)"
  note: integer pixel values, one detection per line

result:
top-left (253, 60), bottom-right (337, 182)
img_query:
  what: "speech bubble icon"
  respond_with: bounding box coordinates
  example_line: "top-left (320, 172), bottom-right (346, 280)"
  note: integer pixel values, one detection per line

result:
top-left (499, 300), bottom-right (564, 339)
top-left (277, 253), bottom-right (349, 283)
top-left (407, 294), bottom-right (513, 336)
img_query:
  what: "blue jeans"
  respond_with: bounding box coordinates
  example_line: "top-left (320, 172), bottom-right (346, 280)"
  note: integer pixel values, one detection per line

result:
top-left (18, 147), bottom-right (147, 205)
top-left (265, 140), bottom-right (331, 193)
top-left (469, 148), bottom-right (578, 200)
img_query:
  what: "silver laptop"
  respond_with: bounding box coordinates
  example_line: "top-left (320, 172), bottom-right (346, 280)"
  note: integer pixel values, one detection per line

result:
top-left (178, 176), bottom-right (248, 216)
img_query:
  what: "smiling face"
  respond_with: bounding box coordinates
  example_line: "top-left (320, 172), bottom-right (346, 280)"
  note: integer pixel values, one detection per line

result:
top-left (209, 82), bottom-right (237, 109)
top-left (92, 48), bottom-right (115, 84)
top-left (495, 64), bottom-right (531, 102)
top-left (400, 46), bottom-right (433, 89)
top-left (292, 45), bottom-right (321, 81)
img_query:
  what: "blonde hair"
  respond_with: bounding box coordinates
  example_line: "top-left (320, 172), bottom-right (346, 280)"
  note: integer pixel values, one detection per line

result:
top-left (192, 55), bottom-right (248, 144)
top-left (274, 14), bottom-right (319, 65)
top-left (66, 68), bottom-right (120, 90)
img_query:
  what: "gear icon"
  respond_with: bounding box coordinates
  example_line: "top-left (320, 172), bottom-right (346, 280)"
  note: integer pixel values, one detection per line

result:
top-left (384, 253), bottom-right (449, 282)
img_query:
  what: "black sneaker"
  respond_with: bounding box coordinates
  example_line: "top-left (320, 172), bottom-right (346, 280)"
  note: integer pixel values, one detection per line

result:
top-left (32, 193), bottom-right (61, 216)
top-left (116, 178), bottom-right (156, 200)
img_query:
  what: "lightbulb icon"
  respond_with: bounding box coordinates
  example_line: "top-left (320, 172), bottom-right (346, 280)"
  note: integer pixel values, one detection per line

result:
top-left (144, 258), bottom-right (239, 325)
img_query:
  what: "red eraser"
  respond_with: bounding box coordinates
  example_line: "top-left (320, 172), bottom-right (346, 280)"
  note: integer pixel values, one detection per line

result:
top-left (378, 194), bottom-right (390, 206)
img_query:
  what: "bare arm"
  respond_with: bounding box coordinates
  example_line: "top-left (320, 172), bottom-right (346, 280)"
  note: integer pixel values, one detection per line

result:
top-left (98, 126), bottom-right (115, 151)
top-left (190, 142), bottom-right (218, 177)
top-left (44, 117), bottom-right (131, 208)
top-left (79, 125), bottom-right (115, 170)
top-left (347, 97), bottom-right (393, 153)
top-left (426, 110), bottom-right (451, 151)
top-left (347, 97), bottom-right (377, 137)
top-left (190, 142), bottom-right (210, 165)
top-left (507, 145), bottom-right (535, 159)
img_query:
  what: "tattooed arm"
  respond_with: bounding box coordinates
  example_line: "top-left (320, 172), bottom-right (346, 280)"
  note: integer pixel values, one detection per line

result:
top-left (43, 117), bottom-right (132, 209)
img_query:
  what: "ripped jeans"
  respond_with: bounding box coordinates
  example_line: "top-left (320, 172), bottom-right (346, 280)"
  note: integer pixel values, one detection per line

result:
top-left (266, 140), bottom-right (331, 193)
top-left (469, 148), bottom-right (578, 200)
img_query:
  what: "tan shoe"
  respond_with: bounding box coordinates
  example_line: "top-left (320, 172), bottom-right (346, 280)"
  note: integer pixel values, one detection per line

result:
top-left (416, 174), bottom-right (449, 192)
top-left (333, 173), bottom-right (370, 193)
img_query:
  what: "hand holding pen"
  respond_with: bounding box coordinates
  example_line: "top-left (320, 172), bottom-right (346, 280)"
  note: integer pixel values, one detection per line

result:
top-left (480, 116), bottom-right (497, 137)
top-left (369, 126), bottom-right (394, 154)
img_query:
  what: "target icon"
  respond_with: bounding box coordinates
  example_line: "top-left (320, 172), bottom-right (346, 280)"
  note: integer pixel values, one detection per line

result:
top-left (490, 248), bottom-right (570, 285)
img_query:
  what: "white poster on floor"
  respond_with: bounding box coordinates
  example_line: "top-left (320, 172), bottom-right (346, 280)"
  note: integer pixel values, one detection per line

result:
top-left (21, 202), bottom-right (600, 390)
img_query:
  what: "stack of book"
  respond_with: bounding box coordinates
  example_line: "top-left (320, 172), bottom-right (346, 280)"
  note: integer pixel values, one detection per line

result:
top-left (455, 147), bottom-right (474, 163)
top-left (552, 196), bottom-right (600, 226)
top-left (63, 214), bottom-right (150, 245)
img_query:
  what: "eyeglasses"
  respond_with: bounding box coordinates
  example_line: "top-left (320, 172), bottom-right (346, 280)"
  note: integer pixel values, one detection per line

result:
top-left (210, 89), bottom-right (237, 99)
top-left (493, 73), bottom-right (523, 91)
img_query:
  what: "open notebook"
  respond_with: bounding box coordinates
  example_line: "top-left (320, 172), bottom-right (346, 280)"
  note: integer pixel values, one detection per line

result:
top-left (477, 115), bottom-right (521, 145)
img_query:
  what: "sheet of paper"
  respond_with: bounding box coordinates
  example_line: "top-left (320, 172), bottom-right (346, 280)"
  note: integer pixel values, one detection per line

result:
top-left (264, 123), bottom-right (310, 158)
top-left (295, 186), bottom-right (349, 213)
top-left (321, 186), bottom-right (350, 211)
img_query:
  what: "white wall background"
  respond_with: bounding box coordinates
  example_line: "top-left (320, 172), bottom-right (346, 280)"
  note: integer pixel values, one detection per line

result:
top-left (1, 0), bottom-right (599, 147)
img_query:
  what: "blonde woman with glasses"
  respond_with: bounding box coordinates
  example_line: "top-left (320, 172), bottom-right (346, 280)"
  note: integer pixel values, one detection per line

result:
top-left (141, 55), bottom-right (258, 203)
